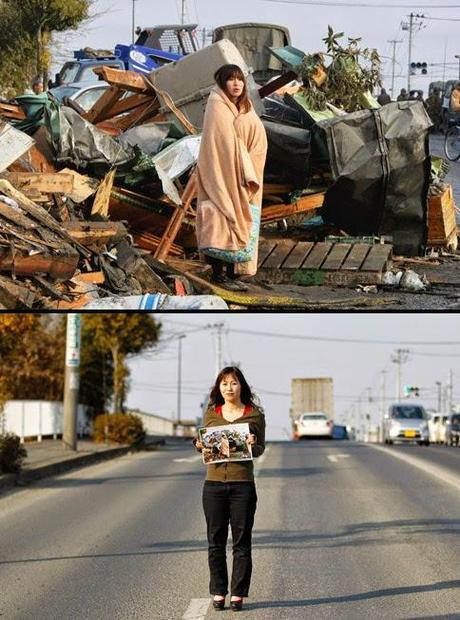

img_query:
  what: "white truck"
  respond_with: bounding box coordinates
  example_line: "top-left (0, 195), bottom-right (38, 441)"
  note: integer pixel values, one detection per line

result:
top-left (290, 377), bottom-right (334, 440)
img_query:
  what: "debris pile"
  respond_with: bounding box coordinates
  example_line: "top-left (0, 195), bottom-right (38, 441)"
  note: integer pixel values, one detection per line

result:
top-left (0, 26), bottom-right (458, 309)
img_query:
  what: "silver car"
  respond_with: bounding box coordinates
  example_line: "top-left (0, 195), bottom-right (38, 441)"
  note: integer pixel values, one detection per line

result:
top-left (383, 403), bottom-right (430, 446)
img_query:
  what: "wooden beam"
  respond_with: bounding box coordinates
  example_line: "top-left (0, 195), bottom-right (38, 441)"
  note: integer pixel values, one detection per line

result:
top-left (93, 66), bottom-right (151, 93)
top-left (84, 85), bottom-right (124, 124)
top-left (99, 93), bottom-right (155, 120)
top-left (261, 192), bottom-right (324, 223)
top-left (62, 220), bottom-right (127, 246)
top-left (5, 172), bottom-right (74, 194)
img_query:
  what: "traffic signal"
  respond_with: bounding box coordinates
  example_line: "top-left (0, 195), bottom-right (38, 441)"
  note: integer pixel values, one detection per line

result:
top-left (404, 385), bottom-right (420, 397)
top-left (411, 62), bottom-right (428, 75)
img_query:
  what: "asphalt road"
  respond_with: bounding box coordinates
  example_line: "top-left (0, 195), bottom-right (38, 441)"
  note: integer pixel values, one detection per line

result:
top-left (1, 441), bottom-right (459, 620)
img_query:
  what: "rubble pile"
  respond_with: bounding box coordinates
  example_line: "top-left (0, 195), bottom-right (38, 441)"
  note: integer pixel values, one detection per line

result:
top-left (0, 28), bottom-right (458, 309)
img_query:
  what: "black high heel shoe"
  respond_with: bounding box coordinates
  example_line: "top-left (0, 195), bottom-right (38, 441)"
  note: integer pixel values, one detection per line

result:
top-left (212, 596), bottom-right (226, 610)
top-left (230, 597), bottom-right (243, 611)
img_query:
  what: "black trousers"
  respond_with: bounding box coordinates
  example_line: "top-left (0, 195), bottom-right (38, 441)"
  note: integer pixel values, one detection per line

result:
top-left (202, 481), bottom-right (257, 597)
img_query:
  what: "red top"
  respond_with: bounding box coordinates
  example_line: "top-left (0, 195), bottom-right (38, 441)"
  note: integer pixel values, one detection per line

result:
top-left (216, 405), bottom-right (252, 416)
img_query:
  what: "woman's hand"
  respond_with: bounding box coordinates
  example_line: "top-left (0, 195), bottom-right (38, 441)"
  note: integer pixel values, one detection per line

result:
top-left (246, 434), bottom-right (256, 446)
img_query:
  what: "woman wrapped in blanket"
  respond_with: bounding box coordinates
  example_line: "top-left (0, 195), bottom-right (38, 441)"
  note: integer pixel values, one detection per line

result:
top-left (196, 64), bottom-right (268, 291)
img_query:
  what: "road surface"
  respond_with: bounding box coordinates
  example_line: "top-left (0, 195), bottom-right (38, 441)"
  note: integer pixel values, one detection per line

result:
top-left (1, 440), bottom-right (459, 619)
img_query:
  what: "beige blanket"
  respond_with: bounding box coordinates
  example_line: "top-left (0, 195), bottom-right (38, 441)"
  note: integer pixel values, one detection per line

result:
top-left (196, 86), bottom-right (267, 275)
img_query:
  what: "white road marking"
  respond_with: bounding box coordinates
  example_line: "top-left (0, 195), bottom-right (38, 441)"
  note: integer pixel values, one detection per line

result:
top-left (327, 454), bottom-right (350, 463)
top-left (173, 456), bottom-right (202, 463)
top-left (368, 444), bottom-right (460, 492)
top-left (182, 598), bottom-right (210, 619)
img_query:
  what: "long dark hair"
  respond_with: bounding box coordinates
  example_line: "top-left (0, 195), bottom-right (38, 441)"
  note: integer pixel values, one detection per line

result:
top-left (209, 366), bottom-right (255, 407)
top-left (214, 64), bottom-right (251, 113)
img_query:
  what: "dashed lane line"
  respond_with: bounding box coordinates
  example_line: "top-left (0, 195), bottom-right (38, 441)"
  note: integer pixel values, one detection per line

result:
top-left (368, 443), bottom-right (460, 492)
top-left (182, 598), bottom-right (210, 619)
top-left (327, 454), bottom-right (351, 463)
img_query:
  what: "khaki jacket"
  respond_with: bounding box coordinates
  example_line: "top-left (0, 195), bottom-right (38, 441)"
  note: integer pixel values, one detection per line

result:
top-left (195, 405), bottom-right (266, 482)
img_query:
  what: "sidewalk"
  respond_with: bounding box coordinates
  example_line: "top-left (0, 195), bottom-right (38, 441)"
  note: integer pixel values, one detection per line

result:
top-left (0, 436), bottom-right (166, 494)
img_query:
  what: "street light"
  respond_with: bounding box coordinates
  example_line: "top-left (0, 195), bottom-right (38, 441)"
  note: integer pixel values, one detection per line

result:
top-left (455, 55), bottom-right (460, 80)
top-left (177, 334), bottom-right (186, 425)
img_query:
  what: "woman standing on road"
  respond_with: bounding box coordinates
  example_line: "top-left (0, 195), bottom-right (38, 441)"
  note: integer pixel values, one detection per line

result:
top-left (195, 64), bottom-right (268, 291)
top-left (193, 366), bottom-right (266, 611)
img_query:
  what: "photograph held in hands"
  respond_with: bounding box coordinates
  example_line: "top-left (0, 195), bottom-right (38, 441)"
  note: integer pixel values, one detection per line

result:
top-left (198, 423), bottom-right (253, 465)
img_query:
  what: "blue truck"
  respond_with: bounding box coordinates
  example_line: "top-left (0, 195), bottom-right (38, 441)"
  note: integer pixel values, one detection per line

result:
top-left (53, 24), bottom-right (200, 86)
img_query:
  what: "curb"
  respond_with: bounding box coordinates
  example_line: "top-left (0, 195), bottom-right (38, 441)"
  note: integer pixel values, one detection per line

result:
top-left (0, 436), bottom-right (167, 493)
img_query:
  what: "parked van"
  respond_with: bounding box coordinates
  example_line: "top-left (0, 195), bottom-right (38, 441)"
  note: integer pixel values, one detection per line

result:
top-left (383, 403), bottom-right (430, 445)
top-left (445, 413), bottom-right (460, 446)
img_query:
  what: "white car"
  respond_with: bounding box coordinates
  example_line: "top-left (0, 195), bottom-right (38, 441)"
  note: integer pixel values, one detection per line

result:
top-left (295, 412), bottom-right (334, 439)
top-left (48, 81), bottom-right (109, 112)
top-left (383, 403), bottom-right (430, 446)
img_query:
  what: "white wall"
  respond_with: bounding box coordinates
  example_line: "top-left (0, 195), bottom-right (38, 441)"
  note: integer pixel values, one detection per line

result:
top-left (2, 400), bottom-right (88, 441)
top-left (130, 410), bottom-right (174, 436)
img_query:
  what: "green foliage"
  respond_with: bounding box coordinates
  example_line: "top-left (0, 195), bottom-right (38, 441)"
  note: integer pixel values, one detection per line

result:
top-left (0, 0), bottom-right (93, 97)
top-left (93, 413), bottom-right (146, 446)
top-left (0, 433), bottom-right (27, 473)
top-left (299, 26), bottom-right (381, 113)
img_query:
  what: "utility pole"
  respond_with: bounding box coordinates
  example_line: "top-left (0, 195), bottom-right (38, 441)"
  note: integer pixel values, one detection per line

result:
top-left (177, 335), bottom-right (186, 424)
top-left (63, 315), bottom-right (81, 451)
top-left (405, 13), bottom-right (425, 94)
top-left (447, 369), bottom-right (454, 414)
top-left (455, 55), bottom-right (460, 80)
top-left (132, 0), bottom-right (136, 45)
top-left (181, 0), bottom-right (187, 25)
top-left (380, 370), bottom-right (387, 443)
top-left (391, 348), bottom-right (410, 401)
top-left (436, 381), bottom-right (442, 412)
top-left (388, 39), bottom-right (402, 99)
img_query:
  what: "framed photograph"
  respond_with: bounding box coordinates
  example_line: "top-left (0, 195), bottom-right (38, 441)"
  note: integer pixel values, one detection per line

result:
top-left (199, 423), bottom-right (253, 465)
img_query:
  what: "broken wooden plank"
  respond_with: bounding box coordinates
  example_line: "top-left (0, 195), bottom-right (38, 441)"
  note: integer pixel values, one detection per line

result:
top-left (0, 250), bottom-right (79, 281)
top-left (0, 200), bottom-right (38, 230)
top-left (360, 244), bottom-right (392, 272)
top-left (321, 243), bottom-right (351, 271)
top-left (340, 243), bottom-right (370, 271)
top-left (0, 274), bottom-right (35, 308)
top-left (282, 241), bottom-right (314, 269)
top-left (261, 239), bottom-right (296, 269)
top-left (261, 192), bottom-right (324, 223)
top-left (73, 271), bottom-right (105, 285)
top-left (301, 242), bottom-right (333, 270)
top-left (0, 102), bottom-right (26, 120)
top-left (112, 99), bottom-right (160, 131)
top-left (93, 66), bottom-right (151, 93)
top-left (91, 168), bottom-right (116, 217)
top-left (84, 85), bottom-right (124, 124)
top-left (5, 172), bottom-right (74, 194)
top-left (97, 93), bottom-right (154, 121)
top-left (62, 221), bottom-right (127, 247)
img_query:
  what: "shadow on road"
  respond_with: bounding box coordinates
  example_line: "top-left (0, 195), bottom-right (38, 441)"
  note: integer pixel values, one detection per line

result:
top-left (244, 579), bottom-right (460, 611)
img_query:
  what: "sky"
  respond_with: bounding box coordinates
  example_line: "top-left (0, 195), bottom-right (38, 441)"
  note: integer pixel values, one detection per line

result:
top-left (126, 313), bottom-right (460, 441)
top-left (52, 0), bottom-right (460, 97)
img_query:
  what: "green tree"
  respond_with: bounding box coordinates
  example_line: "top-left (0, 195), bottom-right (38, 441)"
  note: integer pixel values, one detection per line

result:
top-left (82, 315), bottom-right (161, 414)
top-left (0, 0), bottom-right (93, 96)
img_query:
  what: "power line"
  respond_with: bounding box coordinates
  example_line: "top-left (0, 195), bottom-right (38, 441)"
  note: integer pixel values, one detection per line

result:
top-left (227, 328), bottom-right (460, 346)
top-left (260, 0), bottom-right (460, 7)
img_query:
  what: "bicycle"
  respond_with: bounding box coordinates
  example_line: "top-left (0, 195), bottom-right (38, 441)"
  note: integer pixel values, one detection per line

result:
top-left (444, 124), bottom-right (460, 162)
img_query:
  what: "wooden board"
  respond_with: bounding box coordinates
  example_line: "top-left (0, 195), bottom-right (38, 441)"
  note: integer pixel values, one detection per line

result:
top-left (258, 240), bottom-right (393, 287)
top-left (6, 172), bottom-right (74, 194)
top-left (282, 242), bottom-right (314, 269)
top-left (257, 239), bottom-right (277, 265)
top-left (341, 244), bottom-right (370, 271)
top-left (321, 243), bottom-right (351, 271)
top-left (301, 242), bottom-right (333, 270)
top-left (262, 239), bottom-right (296, 269)
top-left (361, 244), bottom-right (392, 272)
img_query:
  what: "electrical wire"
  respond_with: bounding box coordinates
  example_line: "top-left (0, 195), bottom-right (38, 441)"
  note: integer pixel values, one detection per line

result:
top-left (260, 0), bottom-right (460, 6)
top-left (227, 328), bottom-right (460, 346)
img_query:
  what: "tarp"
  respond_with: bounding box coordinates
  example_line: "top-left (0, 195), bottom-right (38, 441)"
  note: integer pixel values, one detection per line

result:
top-left (317, 101), bottom-right (432, 256)
top-left (262, 119), bottom-right (311, 188)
